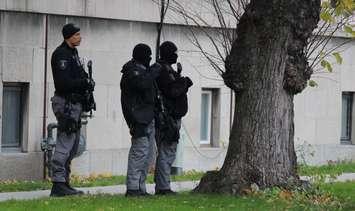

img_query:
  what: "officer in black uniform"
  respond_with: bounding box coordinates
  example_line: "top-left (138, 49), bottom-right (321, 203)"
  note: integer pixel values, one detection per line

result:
top-left (154, 41), bottom-right (193, 195)
top-left (50, 23), bottom-right (95, 197)
top-left (120, 43), bottom-right (160, 196)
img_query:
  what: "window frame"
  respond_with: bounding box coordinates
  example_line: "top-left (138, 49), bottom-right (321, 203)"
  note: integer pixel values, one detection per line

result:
top-left (200, 89), bottom-right (213, 145)
top-left (1, 83), bottom-right (28, 152)
top-left (341, 92), bottom-right (353, 144)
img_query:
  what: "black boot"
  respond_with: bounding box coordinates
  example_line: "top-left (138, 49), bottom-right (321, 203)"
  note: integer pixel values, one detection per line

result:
top-left (125, 189), bottom-right (151, 197)
top-left (155, 189), bottom-right (177, 195)
top-left (50, 182), bottom-right (78, 197)
top-left (65, 182), bottom-right (84, 195)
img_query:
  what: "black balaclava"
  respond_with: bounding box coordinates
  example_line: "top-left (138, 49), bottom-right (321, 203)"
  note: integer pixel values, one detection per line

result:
top-left (160, 41), bottom-right (178, 64)
top-left (133, 43), bottom-right (152, 68)
top-left (62, 23), bottom-right (80, 39)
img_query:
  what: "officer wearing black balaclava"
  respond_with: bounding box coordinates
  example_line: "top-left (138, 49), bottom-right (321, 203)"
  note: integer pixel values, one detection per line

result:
top-left (154, 41), bottom-right (193, 195)
top-left (120, 43), bottom-right (160, 196)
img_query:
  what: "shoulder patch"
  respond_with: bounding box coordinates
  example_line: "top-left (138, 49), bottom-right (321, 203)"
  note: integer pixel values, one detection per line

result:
top-left (59, 60), bottom-right (68, 70)
top-left (132, 71), bottom-right (140, 76)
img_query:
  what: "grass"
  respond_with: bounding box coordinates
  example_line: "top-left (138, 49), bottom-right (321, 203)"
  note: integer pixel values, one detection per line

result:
top-left (0, 182), bottom-right (354, 210)
top-left (299, 161), bottom-right (355, 176)
top-left (1, 162), bottom-right (355, 193)
top-left (0, 171), bottom-right (204, 193)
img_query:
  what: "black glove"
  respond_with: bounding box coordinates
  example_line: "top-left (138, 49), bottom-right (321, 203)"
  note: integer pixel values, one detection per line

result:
top-left (177, 62), bottom-right (182, 75)
top-left (84, 78), bottom-right (95, 91)
top-left (150, 63), bottom-right (162, 79)
top-left (185, 77), bottom-right (193, 88)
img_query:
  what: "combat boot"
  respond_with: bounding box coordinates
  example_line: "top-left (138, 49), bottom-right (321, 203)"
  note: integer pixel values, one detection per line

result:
top-left (65, 182), bottom-right (84, 195)
top-left (50, 182), bottom-right (78, 197)
top-left (125, 189), bottom-right (152, 197)
top-left (155, 189), bottom-right (177, 195)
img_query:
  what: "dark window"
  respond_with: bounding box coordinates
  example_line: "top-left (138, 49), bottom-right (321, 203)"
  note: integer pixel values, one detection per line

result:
top-left (1, 84), bottom-right (24, 149)
top-left (341, 92), bottom-right (353, 144)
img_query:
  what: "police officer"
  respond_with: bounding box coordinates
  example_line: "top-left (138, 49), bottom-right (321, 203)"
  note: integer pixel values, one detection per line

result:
top-left (120, 43), bottom-right (160, 196)
top-left (50, 23), bottom-right (95, 197)
top-left (154, 41), bottom-right (193, 195)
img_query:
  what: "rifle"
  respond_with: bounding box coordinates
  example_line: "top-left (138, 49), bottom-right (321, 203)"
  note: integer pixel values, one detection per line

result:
top-left (83, 60), bottom-right (96, 117)
top-left (155, 84), bottom-right (179, 143)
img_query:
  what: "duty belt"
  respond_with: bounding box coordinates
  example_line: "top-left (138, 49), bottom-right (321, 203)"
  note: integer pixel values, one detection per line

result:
top-left (57, 93), bottom-right (84, 104)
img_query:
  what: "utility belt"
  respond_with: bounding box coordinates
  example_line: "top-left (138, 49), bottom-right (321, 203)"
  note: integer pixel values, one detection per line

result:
top-left (56, 92), bottom-right (84, 104)
top-left (52, 93), bottom-right (83, 134)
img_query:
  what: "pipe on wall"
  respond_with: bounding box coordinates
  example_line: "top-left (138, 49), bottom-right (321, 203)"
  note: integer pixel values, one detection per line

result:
top-left (42, 14), bottom-right (49, 180)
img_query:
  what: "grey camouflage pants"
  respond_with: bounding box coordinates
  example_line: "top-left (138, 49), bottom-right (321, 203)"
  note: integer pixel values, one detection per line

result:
top-left (154, 119), bottom-right (180, 190)
top-left (126, 120), bottom-right (155, 192)
top-left (51, 95), bottom-right (82, 183)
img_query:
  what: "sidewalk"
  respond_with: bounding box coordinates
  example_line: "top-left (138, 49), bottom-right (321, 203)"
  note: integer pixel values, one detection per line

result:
top-left (0, 181), bottom-right (199, 202)
top-left (1, 173), bottom-right (355, 202)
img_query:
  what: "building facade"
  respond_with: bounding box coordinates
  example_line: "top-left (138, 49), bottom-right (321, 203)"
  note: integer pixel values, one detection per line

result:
top-left (0, 0), bottom-right (354, 180)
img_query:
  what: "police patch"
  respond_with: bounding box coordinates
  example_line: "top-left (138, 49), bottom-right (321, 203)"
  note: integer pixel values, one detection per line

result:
top-left (59, 60), bottom-right (68, 70)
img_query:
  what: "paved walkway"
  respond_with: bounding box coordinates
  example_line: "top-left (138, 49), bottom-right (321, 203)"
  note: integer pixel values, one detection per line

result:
top-left (0, 181), bottom-right (199, 202)
top-left (1, 173), bottom-right (355, 202)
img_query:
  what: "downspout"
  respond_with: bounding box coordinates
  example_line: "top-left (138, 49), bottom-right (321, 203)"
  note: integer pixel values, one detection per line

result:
top-left (229, 89), bottom-right (233, 132)
top-left (42, 14), bottom-right (49, 180)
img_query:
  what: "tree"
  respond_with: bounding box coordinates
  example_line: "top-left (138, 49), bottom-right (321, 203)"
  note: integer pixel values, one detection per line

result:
top-left (154, 0), bottom-right (355, 194)
top-left (192, 0), bottom-right (322, 194)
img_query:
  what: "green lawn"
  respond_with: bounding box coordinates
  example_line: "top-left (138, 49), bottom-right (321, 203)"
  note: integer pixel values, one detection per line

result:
top-left (0, 182), bottom-right (354, 211)
top-left (0, 171), bottom-right (204, 193)
top-left (299, 161), bottom-right (355, 176)
top-left (1, 162), bottom-right (355, 193)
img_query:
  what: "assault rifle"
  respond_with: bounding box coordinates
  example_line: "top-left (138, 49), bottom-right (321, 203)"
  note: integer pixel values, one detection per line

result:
top-left (83, 60), bottom-right (96, 117)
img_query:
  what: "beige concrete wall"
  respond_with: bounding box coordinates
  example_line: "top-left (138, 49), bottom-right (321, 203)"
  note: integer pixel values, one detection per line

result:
top-left (0, 11), bottom-right (231, 179)
top-left (294, 37), bottom-right (355, 164)
top-left (0, 6), bottom-right (354, 180)
top-left (0, 0), bottom-right (160, 23)
top-left (0, 0), bottom-right (241, 29)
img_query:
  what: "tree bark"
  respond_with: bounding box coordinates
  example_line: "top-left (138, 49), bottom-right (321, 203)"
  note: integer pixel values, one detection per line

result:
top-left (195, 0), bottom-right (321, 195)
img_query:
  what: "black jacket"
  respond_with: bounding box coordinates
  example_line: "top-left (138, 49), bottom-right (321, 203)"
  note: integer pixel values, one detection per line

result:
top-left (51, 41), bottom-right (88, 96)
top-left (120, 60), bottom-right (159, 131)
top-left (156, 61), bottom-right (192, 119)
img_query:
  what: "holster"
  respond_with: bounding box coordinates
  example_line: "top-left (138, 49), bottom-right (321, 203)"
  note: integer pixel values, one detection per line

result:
top-left (65, 93), bottom-right (84, 104)
top-left (57, 114), bottom-right (81, 135)
top-left (58, 95), bottom-right (82, 134)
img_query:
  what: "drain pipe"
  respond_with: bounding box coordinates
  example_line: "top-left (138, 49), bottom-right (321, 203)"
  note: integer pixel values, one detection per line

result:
top-left (42, 14), bottom-right (49, 180)
top-left (229, 89), bottom-right (233, 132)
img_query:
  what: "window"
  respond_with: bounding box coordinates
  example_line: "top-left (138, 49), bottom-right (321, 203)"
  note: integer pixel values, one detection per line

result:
top-left (200, 88), bottom-right (220, 146)
top-left (200, 90), bottom-right (212, 144)
top-left (1, 83), bottom-right (27, 151)
top-left (341, 92), bottom-right (353, 144)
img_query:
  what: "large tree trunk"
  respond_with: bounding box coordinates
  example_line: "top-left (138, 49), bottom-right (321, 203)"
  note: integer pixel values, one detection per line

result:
top-left (195, 0), bottom-right (321, 194)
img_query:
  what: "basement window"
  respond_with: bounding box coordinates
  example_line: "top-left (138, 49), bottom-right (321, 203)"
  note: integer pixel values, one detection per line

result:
top-left (1, 83), bottom-right (28, 152)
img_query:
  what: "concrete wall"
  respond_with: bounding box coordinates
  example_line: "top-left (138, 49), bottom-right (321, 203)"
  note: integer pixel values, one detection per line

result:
top-left (294, 37), bottom-right (355, 165)
top-left (0, 11), bottom-right (230, 180)
top-left (0, 3), bottom-right (354, 180)
top-left (0, 0), bottom-right (160, 23)
top-left (0, 0), bottom-right (234, 28)
top-left (0, 11), bottom-right (45, 180)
